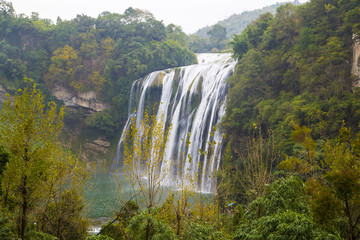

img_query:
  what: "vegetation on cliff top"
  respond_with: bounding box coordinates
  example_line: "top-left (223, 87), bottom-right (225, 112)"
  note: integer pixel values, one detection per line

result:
top-left (0, 1), bottom-right (196, 140)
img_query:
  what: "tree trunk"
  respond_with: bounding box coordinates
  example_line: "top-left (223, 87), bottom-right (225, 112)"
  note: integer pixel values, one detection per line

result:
top-left (3, 184), bottom-right (9, 207)
top-left (57, 216), bottom-right (63, 240)
top-left (145, 219), bottom-right (150, 240)
top-left (20, 175), bottom-right (28, 240)
top-left (345, 199), bottom-right (355, 240)
top-left (176, 214), bottom-right (181, 235)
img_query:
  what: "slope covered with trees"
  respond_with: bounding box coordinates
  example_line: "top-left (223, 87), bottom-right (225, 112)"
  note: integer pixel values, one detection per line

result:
top-left (225, 0), bottom-right (360, 151)
top-left (0, 1), bottom-right (196, 156)
top-left (188, 1), bottom-right (300, 53)
top-left (194, 2), bottom-right (286, 38)
top-left (218, 0), bottom-right (360, 239)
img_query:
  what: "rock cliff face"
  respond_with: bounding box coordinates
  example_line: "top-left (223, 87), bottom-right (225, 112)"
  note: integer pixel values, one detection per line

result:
top-left (51, 84), bottom-right (112, 162)
top-left (352, 34), bottom-right (360, 87)
top-left (51, 84), bottom-right (109, 112)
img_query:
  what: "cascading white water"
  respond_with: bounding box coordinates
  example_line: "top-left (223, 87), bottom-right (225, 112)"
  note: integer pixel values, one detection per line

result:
top-left (112, 53), bottom-right (236, 193)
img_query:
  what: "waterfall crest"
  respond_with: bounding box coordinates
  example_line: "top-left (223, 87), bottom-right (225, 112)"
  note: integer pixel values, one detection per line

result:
top-left (112, 53), bottom-right (236, 193)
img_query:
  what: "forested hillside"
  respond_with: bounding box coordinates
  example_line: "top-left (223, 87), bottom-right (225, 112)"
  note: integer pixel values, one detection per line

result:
top-left (189, 1), bottom-right (300, 53)
top-left (194, 2), bottom-right (285, 38)
top-left (0, 1), bottom-right (196, 158)
top-left (220, 0), bottom-right (360, 239)
top-left (225, 0), bottom-right (360, 152)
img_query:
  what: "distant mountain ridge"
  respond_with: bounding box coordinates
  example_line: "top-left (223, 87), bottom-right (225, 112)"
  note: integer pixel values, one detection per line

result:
top-left (194, 1), bottom-right (300, 38)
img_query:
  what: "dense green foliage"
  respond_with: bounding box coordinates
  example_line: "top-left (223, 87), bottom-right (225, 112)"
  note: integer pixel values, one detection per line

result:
top-left (0, 207), bottom-right (16, 239)
top-left (233, 177), bottom-right (339, 240)
top-left (87, 235), bottom-right (114, 240)
top-left (0, 1), bottom-right (196, 139)
top-left (277, 124), bottom-right (360, 239)
top-left (218, 0), bottom-right (360, 239)
top-left (225, 0), bottom-right (360, 152)
top-left (0, 82), bottom-right (89, 240)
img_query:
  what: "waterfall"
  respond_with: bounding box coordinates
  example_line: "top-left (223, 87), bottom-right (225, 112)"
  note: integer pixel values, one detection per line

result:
top-left (112, 53), bottom-right (236, 193)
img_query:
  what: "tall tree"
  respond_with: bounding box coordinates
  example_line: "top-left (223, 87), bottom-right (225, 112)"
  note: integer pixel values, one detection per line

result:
top-left (0, 80), bottom-right (71, 239)
top-left (123, 111), bottom-right (170, 209)
top-left (122, 111), bottom-right (171, 240)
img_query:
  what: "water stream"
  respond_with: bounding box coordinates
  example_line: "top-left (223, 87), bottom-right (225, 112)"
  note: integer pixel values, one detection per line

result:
top-left (112, 53), bottom-right (236, 192)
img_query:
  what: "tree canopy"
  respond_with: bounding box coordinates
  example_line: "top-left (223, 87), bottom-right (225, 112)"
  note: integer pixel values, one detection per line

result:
top-left (0, 81), bottom-right (88, 239)
top-left (0, 4), bottom-right (197, 140)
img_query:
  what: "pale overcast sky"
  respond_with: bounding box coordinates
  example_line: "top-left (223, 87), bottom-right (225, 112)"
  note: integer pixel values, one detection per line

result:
top-left (9, 0), bottom-right (308, 34)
